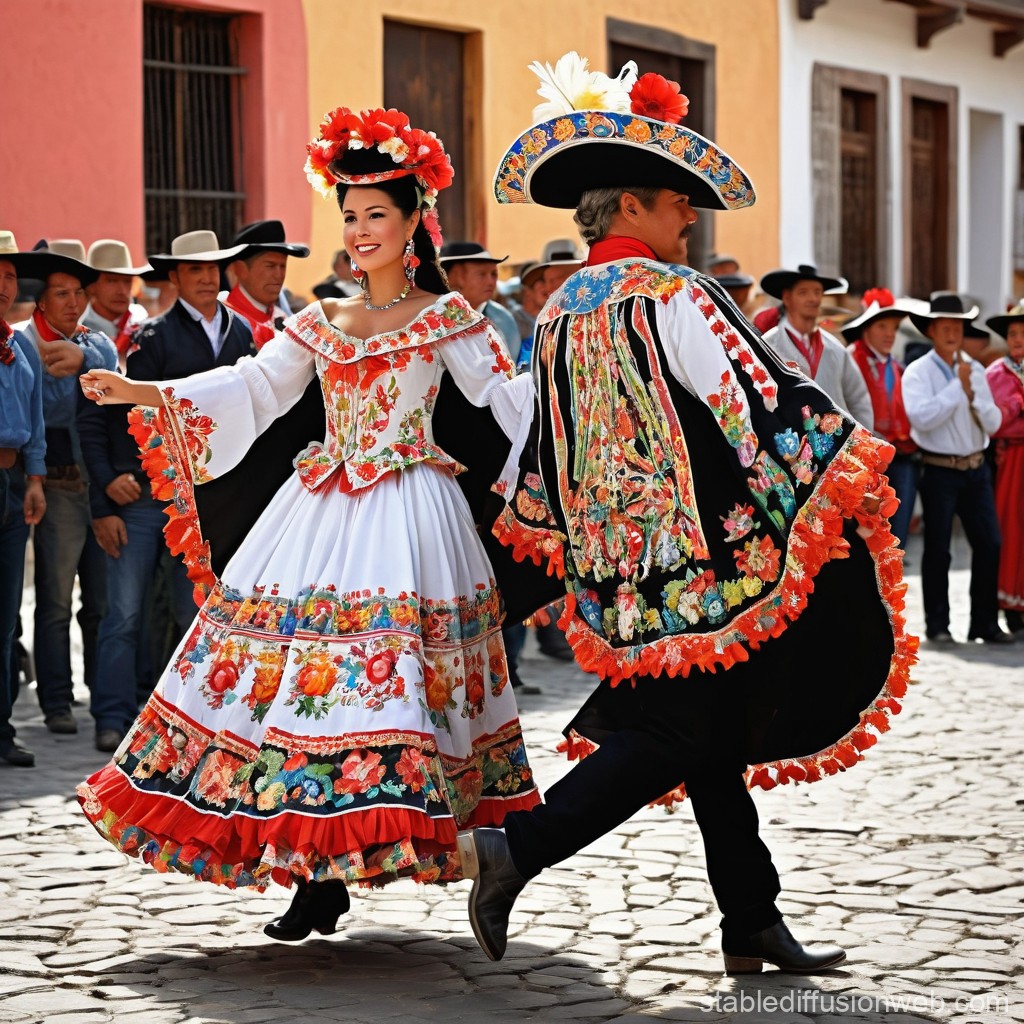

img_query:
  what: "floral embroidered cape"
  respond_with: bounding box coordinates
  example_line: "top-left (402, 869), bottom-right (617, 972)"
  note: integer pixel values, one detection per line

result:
top-left (495, 260), bottom-right (917, 796)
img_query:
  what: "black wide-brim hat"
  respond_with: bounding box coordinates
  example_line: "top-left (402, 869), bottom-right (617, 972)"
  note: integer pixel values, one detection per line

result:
top-left (10, 250), bottom-right (100, 287)
top-left (985, 305), bottom-right (1024, 339)
top-left (715, 272), bottom-right (754, 289)
top-left (439, 241), bottom-right (508, 265)
top-left (759, 263), bottom-right (847, 300)
top-left (233, 219), bottom-right (310, 259)
top-left (494, 110), bottom-right (755, 211)
top-left (908, 291), bottom-right (979, 335)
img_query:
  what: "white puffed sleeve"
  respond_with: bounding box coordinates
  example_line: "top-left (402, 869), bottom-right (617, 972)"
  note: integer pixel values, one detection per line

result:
top-left (157, 331), bottom-right (316, 483)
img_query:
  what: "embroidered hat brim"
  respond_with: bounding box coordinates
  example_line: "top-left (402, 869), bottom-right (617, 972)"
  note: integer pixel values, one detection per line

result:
top-left (493, 110), bottom-right (756, 211)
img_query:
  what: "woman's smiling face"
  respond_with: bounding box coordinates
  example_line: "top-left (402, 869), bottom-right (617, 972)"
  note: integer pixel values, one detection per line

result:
top-left (341, 186), bottom-right (418, 273)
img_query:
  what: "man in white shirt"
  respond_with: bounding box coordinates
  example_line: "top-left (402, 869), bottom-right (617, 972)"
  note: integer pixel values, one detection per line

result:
top-left (901, 293), bottom-right (1012, 645)
top-left (759, 264), bottom-right (874, 429)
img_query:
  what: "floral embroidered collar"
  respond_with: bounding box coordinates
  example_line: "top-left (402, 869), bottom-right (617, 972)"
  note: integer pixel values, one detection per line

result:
top-left (284, 292), bottom-right (483, 363)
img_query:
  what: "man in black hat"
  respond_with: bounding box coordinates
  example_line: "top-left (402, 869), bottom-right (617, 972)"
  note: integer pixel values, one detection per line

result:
top-left (460, 53), bottom-right (913, 973)
top-left (440, 242), bottom-right (521, 362)
top-left (79, 229), bottom-right (258, 752)
top-left (312, 249), bottom-right (360, 301)
top-left (224, 220), bottom-right (310, 348)
top-left (759, 264), bottom-right (874, 430)
top-left (17, 245), bottom-right (116, 737)
top-left (901, 293), bottom-right (1011, 644)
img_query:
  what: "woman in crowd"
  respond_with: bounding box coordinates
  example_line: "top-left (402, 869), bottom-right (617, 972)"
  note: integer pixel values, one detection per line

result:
top-left (77, 107), bottom-right (539, 941)
top-left (985, 305), bottom-right (1024, 632)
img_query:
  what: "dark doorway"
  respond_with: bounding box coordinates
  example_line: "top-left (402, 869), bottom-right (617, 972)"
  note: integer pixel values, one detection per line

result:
top-left (907, 96), bottom-right (952, 298)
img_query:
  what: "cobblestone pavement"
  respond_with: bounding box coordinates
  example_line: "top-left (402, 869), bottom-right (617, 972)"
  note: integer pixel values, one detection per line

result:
top-left (2, 537), bottom-right (1022, 1024)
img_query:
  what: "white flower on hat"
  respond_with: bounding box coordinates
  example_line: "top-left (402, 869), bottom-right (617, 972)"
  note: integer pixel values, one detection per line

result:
top-left (379, 135), bottom-right (410, 163)
top-left (528, 51), bottom-right (638, 121)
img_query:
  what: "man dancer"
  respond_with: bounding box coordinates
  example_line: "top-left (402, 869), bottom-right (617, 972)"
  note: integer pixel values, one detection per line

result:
top-left (460, 55), bottom-right (913, 973)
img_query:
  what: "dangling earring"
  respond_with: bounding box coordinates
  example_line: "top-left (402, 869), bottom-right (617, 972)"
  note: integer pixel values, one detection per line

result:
top-left (403, 238), bottom-right (420, 286)
top-left (350, 257), bottom-right (365, 283)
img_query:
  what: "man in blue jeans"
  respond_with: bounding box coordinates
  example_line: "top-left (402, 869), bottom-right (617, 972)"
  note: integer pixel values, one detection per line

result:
top-left (17, 244), bottom-right (116, 736)
top-left (902, 293), bottom-right (1014, 644)
top-left (0, 232), bottom-right (48, 767)
top-left (79, 229), bottom-right (256, 752)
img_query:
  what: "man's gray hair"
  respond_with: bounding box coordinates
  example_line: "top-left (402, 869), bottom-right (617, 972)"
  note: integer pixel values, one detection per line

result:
top-left (573, 186), bottom-right (662, 246)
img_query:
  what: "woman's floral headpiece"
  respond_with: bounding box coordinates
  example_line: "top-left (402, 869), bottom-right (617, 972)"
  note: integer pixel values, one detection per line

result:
top-left (304, 106), bottom-right (454, 250)
top-left (529, 51), bottom-right (689, 124)
top-left (861, 287), bottom-right (895, 309)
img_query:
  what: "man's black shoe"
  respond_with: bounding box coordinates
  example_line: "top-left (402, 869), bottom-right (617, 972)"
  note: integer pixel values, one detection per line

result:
top-left (45, 710), bottom-right (78, 734)
top-left (457, 828), bottom-right (528, 961)
top-left (508, 664), bottom-right (541, 696)
top-left (967, 628), bottom-right (1016, 644)
top-left (0, 740), bottom-right (35, 767)
top-left (723, 920), bottom-right (846, 975)
top-left (926, 630), bottom-right (957, 645)
top-left (95, 729), bottom-right (122, 753)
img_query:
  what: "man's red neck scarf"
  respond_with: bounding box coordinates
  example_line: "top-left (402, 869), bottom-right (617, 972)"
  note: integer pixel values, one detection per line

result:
top-left (32, 306), bottom-right (85, 343)
top-left (584, 236), bottom-right (659, 266)
top-left (226, 285), bottom-right (276, 349)
top-left (0, 319), bottom-right (14, 366)
top-left (784, 323), bottom-right (823, 378)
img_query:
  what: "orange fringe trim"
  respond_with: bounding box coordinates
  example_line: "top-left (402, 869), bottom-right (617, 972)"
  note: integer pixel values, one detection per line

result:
top-left (128, 405), bottom-right (217, 600)
top-left (524, 425), bottom-right (918, 800)
top-left (492, 503), bottom-right (566, 580)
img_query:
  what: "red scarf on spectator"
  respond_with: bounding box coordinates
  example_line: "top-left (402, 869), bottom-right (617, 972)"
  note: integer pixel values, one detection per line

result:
top-left (110, 310), bottom-right (141, 362)
top-left (584, 236), bottom-right (658, 266)
top-left (226, 285), bottom-right (276, 349)
top-left (785, 326), bottom-right (823, 378)
top-left (849, 340), bottom-right (915, 452)
top-left (0, 320), bottom-right (14, 366)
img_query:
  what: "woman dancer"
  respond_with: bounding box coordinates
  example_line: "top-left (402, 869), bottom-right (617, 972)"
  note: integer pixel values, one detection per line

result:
top-left (985, 305), bottom-right (1024, 632)
top-left (78, 107), bottom-right (540, 941)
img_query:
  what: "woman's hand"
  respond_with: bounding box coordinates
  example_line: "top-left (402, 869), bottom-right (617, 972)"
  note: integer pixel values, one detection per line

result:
top-left (80, 369), bottom-right (162, 407)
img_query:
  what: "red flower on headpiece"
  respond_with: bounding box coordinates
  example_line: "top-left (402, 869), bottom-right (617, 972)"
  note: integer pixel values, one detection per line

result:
top-left (862, 287), bottom-right (895, 309)
top-left (630, 73), bottom-right (689, 124)
top-left (404, 128), bottom-right (455, 193)
top-left (318, 106), bottom-right (362, 144)
top-left (357, 107), bottom-right (411, 147)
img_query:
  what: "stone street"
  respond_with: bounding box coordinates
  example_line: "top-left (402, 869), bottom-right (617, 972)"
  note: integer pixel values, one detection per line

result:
top-left (1, 537), bottom-right (1021, 1024)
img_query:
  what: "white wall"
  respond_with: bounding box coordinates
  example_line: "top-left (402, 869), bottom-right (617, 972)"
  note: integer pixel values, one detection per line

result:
top-left (778, 0), bottom-right (1024, 313)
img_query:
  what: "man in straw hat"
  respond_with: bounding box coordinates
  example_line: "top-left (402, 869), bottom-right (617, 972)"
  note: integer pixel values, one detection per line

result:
top-left (902, 293), bottom-right (1012, 645)
top-left (758, 264), bottom-right (874, 430)
top-left (0, 231), bottom-right (47, 766)
top-left (82, 240), bottom-right (150, 370)
top-left (457, 51), bottom-right (915, 972)
top-left (17, 241), bottom-right (116, 738)
top-left (82, 229), bottom-right (256, 753)
top-left (224, 220), bottom-right (310, 348)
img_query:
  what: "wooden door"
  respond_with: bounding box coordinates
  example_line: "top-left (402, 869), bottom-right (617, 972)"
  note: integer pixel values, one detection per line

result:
top-left (908, 97), bottom-right (951, 298)
top-left (840, 89), bottom-right (879, 294)
top-left (384, 21), bottom-right (469, 242)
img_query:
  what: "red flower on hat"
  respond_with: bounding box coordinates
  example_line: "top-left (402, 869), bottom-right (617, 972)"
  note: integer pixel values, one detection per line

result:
top-left (404, 128), bottom-right (455, 193)
top-left (629, 73), bottom-right (689, 124)
top-left (862, 287), bottom-right (895, 309)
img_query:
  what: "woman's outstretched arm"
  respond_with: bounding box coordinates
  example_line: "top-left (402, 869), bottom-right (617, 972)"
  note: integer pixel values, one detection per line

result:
top-left (80, 368), bottom-right (162, 408)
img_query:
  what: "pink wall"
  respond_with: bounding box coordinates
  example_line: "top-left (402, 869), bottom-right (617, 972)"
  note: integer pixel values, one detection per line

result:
top-left (0, 0), bottom-right (309, 260)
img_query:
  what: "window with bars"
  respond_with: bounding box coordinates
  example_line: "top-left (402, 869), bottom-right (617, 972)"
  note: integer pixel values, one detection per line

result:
top-left (143, 5), bottom-right (246, 255)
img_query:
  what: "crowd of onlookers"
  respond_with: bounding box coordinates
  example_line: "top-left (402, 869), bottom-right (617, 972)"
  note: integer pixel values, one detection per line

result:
top-left (2, 219), bottom-right (1022, 769)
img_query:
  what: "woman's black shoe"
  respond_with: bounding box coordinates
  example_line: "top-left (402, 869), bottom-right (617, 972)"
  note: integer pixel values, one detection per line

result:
top-left (263, 878), bottom-right (351, 941)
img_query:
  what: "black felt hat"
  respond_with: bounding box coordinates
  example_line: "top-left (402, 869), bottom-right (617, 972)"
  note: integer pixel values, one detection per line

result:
top-left (908, 291), bottom-right (979, 336)
top-left (759, 263), bottom-right (847, 300)
top-left (232, 220), bottom-right (310, 259)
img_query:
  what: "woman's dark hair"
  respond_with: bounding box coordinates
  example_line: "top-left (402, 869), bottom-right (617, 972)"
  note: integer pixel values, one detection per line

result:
top-left (334, 160), bottom-right (448, 296)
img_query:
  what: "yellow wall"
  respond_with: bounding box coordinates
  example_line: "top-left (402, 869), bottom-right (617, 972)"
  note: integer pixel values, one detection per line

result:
top-left (296, 0), bottom-right (779, 295)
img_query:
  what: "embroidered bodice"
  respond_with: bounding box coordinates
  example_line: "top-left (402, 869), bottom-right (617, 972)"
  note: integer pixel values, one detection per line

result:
top-left (282, 294), bottom-right (515, 491)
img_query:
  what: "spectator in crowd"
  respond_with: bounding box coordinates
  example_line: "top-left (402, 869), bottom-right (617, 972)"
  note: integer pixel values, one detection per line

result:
top-left (82, 240), bottom-right (150, 370)
top-left (82, 230), bottom-right (257, 752)
top-left (901, 293), bottom-right (1012, 645)
top-left (312, 248), bottom-right (360, 300)
top-left (0, 232), bottom-right (47, 767)
top-left (984, 304), bottom-right (1024, 633)
top-left (440, 242), bottom-right (521, 360)
top-left (17, 243), bottom-right (116, 735)
top-left (843, 288), bottom-right (919, 550)
top-left (537, 238), bottom-right (584, 293)
top-left (508, 261), bottom-right (550, 362)
top-left (705, 252), bottom-right (740, 277)
top-left (759, 263), bottom-right (874, 428)
top-left (224, 220), bottom-right (310, 348)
